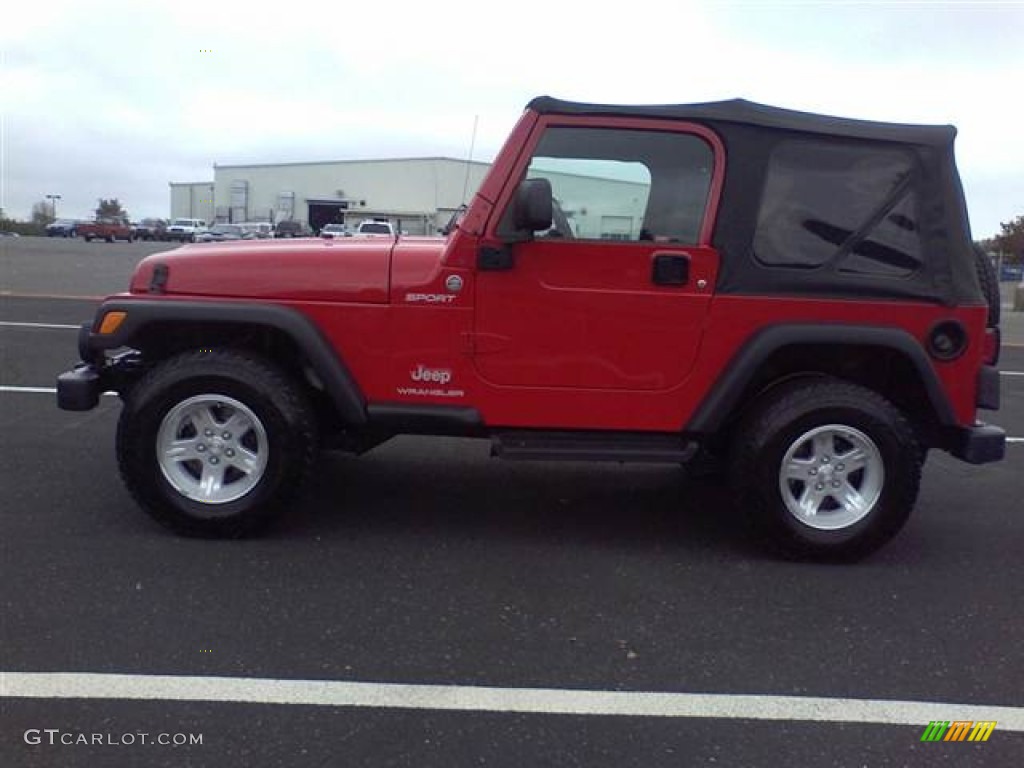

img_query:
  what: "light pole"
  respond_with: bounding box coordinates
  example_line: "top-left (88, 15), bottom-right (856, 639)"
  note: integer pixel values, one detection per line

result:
top-left (45, 194), bottom-right (62, 220)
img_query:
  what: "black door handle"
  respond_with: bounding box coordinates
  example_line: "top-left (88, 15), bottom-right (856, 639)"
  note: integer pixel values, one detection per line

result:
top-left (652, 253), bottom-right (690, 285)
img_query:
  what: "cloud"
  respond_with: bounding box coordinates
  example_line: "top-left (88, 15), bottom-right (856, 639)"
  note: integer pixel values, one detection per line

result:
top-left (2, 0), bottom-right (1021, 235)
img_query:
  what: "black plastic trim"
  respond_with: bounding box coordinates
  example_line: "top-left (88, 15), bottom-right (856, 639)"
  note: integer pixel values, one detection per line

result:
top-left (686, 324), bottom-right (958, 433)
top-left (947, 423), bottom-right (1005, 464)
top-left (478, 245), bottom-right (515, 271)
top-left (149, 263), bottom-right (169, 294)
top-left (77, 323), bottom-right (96, 363)
top-left (84, 299), bottom-right (367, 424)
top-left (493, 430), bottom-right (698, 463)
top-left (652, 253), bottom-right (690, 286)
top-left (56, 365), bottom-right (101, 411)
top-left (366, 404), bottom-right (483, 435)
top-left (977, 366), bottom-right (1001, 411)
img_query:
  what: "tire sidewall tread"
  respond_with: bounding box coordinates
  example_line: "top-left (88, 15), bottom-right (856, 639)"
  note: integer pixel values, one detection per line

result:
top-left (116, 349), bottom-right (317, 537)
top-left (731, 377), bottom-right (922, 561)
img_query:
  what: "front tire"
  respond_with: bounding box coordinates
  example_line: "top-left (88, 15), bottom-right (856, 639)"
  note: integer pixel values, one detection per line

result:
top-left (730, 378), bottom-right (922, 561)
top-left (116, 349), bottom-right (318, 537)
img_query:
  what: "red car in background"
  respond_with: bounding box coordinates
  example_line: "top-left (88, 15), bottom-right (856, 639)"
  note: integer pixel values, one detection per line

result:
top-left (78, 218), bottom-right (134, 243)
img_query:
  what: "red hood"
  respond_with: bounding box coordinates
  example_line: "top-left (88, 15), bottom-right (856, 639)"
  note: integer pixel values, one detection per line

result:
top-left (129, 237), bottom-right (428, 303)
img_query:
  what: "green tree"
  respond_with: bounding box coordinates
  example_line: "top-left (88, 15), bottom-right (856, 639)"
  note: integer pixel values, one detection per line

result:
top-left (992, 215), bottom-right (1023, 264)
top-left (31, 200), bottom-right (55, 227)
top-left (96, 198), bottom-right (128, 222)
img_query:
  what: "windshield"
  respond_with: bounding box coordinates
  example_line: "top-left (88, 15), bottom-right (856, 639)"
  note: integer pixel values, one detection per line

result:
top-left (171, 219), bottom-right (194, 227)
top-left (359, 222), bottom-right (391, 234)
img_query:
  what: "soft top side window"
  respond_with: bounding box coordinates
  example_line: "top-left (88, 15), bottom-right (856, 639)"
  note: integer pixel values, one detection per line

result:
top-left (499, 126), bottom-right (714, 244)
top-left (754, 139), bottom-right (923, 277)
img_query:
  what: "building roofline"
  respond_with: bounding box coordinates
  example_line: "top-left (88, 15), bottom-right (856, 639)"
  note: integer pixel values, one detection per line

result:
top-left (169, 181), bottom-right (214, 187)
top-left (212, 157), bottom-right (491, 171)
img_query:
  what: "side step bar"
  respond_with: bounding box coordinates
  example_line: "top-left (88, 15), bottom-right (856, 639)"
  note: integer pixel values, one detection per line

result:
top-left (492, 431), bottom-right (698, 463)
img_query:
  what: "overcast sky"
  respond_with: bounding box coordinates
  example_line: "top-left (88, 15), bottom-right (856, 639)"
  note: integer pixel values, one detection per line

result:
top-left (2, 0), bottom-right (1021, 237)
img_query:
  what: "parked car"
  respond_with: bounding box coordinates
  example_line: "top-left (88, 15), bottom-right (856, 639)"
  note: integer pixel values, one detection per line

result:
top-left (165, 218), bottom-right (208, 242)
top-left (78, 219), bottom-right (133, 242)
top-left (320, 223), bottom-right (351, 238)
top-left (133, 219), bottom-right (168, 241)
top-left (46, 219), bottom-right (79, 237)
top-left (274, 220), bottom-right (311, 238)
top-left (354, 219), bottom-right (397, 237)
top-left (1000, 264), bottom-right (1023, 282)
top-left (239, 222), bottom-right (273, 239)
top-left (0, 231), bottom-right (20, 238)
top-left (198, 224), bottom-right (245, 242)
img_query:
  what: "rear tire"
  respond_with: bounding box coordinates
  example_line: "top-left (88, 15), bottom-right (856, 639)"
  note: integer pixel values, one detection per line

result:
top-left (116, 349), bottom-right (318, 537)
top-left (730, 377), bottom-right (922, 561)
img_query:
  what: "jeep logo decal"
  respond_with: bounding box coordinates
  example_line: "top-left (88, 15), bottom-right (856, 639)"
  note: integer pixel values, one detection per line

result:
top-left (410, 365), bottom-right (452, 385)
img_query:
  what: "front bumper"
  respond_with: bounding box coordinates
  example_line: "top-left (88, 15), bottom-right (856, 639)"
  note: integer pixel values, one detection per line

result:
top-left (57, 321), bottom-right (142, 411)
top-left (947, 422), bottom-right (1006, 464)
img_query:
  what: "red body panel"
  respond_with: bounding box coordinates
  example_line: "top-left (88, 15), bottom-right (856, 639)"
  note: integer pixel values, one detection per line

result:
top-left (131, 239), bottom-right (391, 304)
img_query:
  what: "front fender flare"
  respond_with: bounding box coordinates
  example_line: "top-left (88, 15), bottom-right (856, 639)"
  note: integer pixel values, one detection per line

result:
top-left (83, 299), bottom-right (367, 425)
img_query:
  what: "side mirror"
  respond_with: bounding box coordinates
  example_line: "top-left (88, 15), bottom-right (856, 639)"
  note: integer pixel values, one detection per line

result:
top-left (513, 178), bottom-right (553, 233)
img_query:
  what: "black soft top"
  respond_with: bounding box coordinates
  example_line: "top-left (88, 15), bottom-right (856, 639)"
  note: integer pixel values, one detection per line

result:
top-left (528, 96), bottom-right (955, 148)
top-left (527, 96), bottom-right (978, 307)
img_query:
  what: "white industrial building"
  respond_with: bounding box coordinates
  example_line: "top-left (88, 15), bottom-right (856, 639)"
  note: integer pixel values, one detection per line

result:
top-left (170, 157), bottom-right (492, 235)
top-left (170, 155), bottom-right (662, 240)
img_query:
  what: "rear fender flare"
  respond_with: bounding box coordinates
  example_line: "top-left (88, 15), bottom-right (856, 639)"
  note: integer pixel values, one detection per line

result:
top-left (686, 324), bottom-right (956, 434)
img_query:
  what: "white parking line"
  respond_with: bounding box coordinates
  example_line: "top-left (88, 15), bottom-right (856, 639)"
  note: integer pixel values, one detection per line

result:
top-left (3, 672), bottom-right (1022, 730)
top-left (0, 321), bottom-right (80, 330)
top-left (0, 386), bottom-right (116, 397)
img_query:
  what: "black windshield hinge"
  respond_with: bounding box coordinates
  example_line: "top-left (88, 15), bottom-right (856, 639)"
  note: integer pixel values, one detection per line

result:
top-left (149, 263), bottom-right (169, 294)
top-left (478, 246), bottom-right (515, 271)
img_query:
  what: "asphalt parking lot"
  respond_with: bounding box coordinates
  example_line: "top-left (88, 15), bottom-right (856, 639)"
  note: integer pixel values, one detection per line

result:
top-left (1, 236), bottom-right (1022, 766)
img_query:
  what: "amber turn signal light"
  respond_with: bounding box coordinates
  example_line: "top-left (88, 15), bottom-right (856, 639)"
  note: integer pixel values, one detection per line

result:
top-left (97, 311), bottom-right (127, 335)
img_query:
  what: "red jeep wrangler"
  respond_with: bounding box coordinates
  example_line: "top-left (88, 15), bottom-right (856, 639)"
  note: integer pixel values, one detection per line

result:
top-left (57, 96), bottom-right (1005, 560)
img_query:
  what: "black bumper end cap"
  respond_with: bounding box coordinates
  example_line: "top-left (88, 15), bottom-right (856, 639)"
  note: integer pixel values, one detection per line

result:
top-left (949, 423), bottom-right (1005, 464)
top-left (57, 365), bottom-right (101, 411)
